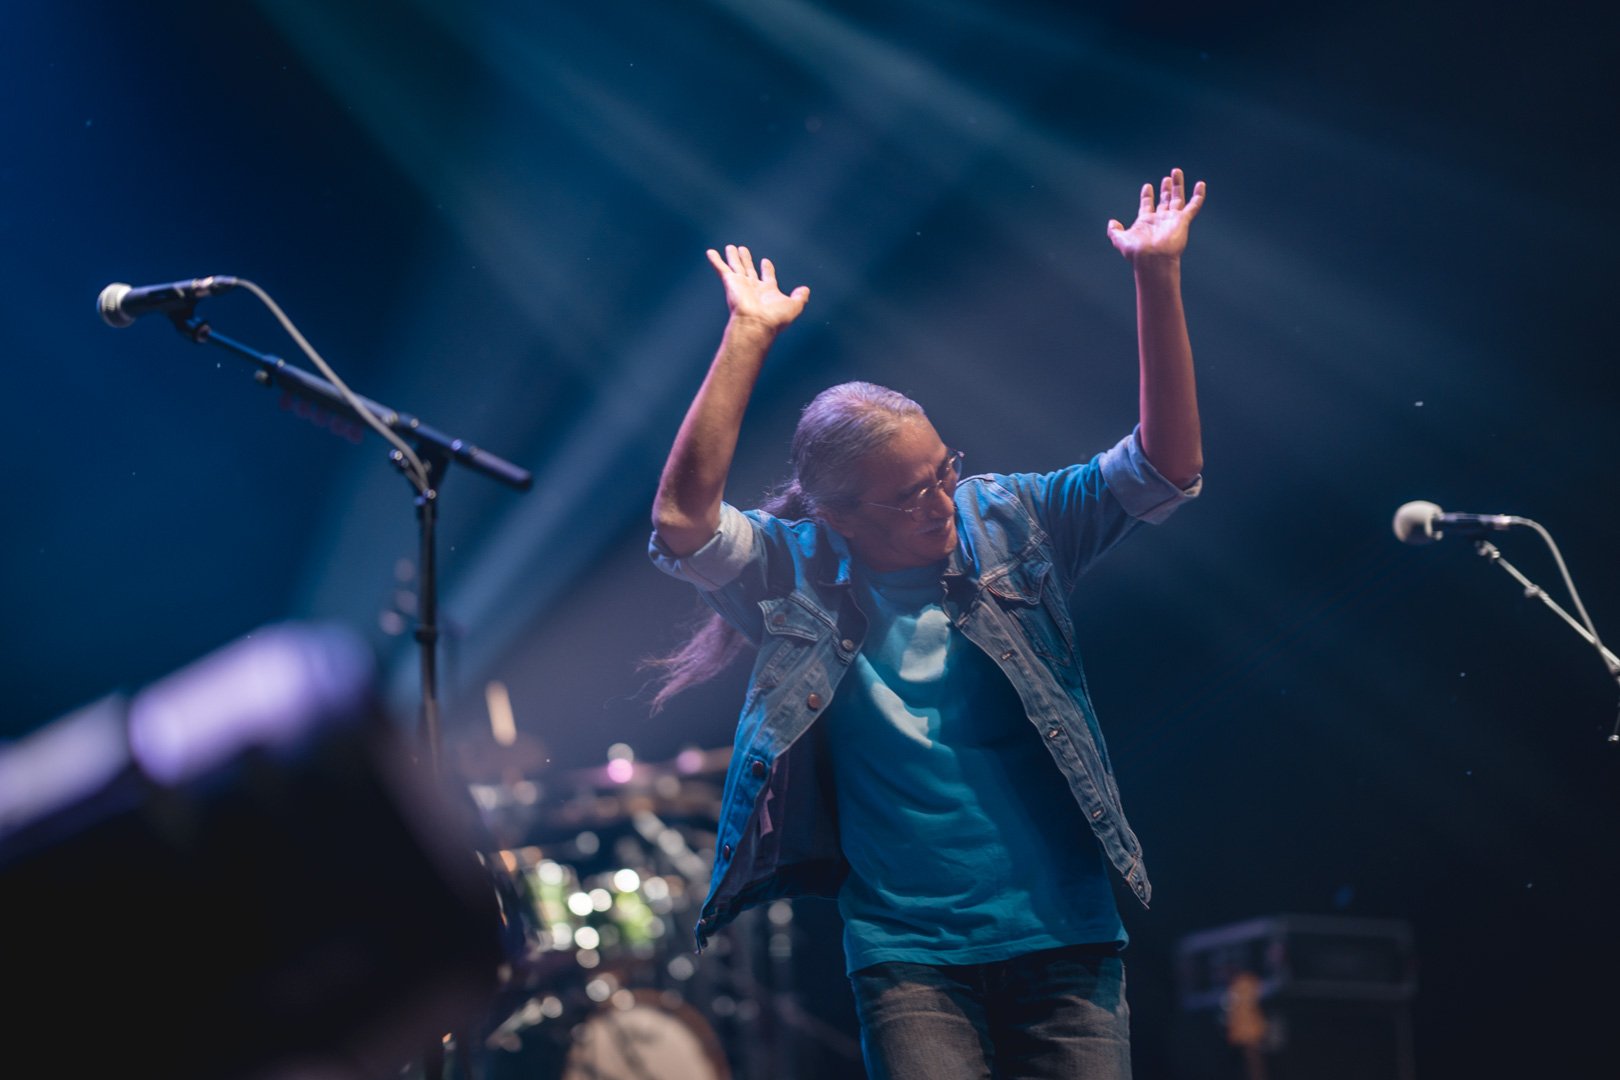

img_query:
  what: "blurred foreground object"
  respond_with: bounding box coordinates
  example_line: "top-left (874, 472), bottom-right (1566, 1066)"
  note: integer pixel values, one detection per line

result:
top-left (0, 622), bottom-right (504, 1080)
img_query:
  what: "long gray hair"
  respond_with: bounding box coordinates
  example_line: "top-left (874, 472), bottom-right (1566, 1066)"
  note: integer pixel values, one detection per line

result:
top-left (643, 382), bottom-right (926, 713)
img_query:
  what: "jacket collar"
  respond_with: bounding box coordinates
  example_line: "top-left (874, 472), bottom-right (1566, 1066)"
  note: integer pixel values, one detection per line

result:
top-left (813, 509), bottom-right (978, 591)
top-left (818, 523), bottom-right (858, 588)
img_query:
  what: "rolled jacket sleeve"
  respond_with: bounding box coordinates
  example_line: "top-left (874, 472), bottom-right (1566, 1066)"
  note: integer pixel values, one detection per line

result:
top-left (1098, 426), bottom-right (1202, 525)
top-left (648, 503), bottom-right (759, 591)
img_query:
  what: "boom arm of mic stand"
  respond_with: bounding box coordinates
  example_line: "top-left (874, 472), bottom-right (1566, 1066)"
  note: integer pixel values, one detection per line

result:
top-left (176, 317), bottom-right (534, 771)
top-left (1475, 540), bottom-right (1620, 742)
top-left (180, 317), bottom-right (533, 492)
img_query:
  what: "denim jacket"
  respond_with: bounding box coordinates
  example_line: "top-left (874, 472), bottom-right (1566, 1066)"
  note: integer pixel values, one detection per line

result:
top-left (649, 428), bottom-right (1198, 949)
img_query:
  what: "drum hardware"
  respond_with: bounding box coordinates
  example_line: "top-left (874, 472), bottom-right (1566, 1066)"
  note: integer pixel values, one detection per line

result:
top-left (478, 818), bottom-right (712, 1029)
top-left (628, 808), bottom-right (712, 884)
top-left (478, 980), bottom-right (730, 1080)
top-left (488, 842), bottom-right (699, 972)
top-left (470, 744), bottom-right (736, 1077)
top-left (468, 749), bottom-right (725, 853)
top-left (560, 987), bottom-right (732, 1080)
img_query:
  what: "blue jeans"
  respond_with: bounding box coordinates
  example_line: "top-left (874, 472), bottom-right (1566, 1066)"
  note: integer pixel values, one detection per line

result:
top-left (849, 944), bottom-right (1131, 1080)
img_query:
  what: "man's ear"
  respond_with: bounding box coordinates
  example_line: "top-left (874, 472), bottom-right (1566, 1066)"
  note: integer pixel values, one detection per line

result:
top-left (817, 507), bottom-right (858, 539)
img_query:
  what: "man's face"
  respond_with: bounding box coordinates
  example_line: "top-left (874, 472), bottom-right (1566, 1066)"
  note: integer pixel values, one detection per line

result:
top-left (822, 417), bottom-right (959, 572)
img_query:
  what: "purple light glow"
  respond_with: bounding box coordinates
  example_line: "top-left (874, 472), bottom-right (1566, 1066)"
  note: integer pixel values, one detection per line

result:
top-left (128, 623), bottom-right (375, 787)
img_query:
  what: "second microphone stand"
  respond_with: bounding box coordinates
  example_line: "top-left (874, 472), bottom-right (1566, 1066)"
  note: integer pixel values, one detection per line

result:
top-left (1474, 539), bottom-right (1620, 742)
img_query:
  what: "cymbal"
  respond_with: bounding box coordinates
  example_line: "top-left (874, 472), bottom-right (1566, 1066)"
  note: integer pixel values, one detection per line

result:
top-left (556, 746), bottom-right (732, 791)
top-left (538, 787), bottom-right (723, 833)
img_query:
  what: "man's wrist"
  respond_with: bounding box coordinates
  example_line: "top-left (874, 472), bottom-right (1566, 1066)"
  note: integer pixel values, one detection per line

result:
top-left (727, 313), bottom-right (785, 341)
top-left (1132, 256), bottom-right (1183, 292)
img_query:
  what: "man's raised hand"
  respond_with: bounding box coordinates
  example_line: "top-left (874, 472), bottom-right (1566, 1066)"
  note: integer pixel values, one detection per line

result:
top-left (1106, 168), bottom-right (1206, 263)
top-left (707, 244), bottom-right (810, 332)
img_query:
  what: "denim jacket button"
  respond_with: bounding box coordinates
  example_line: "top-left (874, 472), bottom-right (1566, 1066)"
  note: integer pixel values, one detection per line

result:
top-left (771, 612), bottom-right (787, 625)
top-left (1047, 728), bottom-right (1060, 739)
top-left (749, 759), bottom-right (767, 779)
top-left (840, 639), bottom-right (855, 651)
top-left (806, 692), bottom-right (823, 710)
top-left (722, 843), bottom-right (733, 859)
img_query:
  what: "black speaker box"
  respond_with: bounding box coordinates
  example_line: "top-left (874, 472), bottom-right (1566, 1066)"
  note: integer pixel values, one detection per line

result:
top-left (1171, 914), bottom-right (1417, 1080)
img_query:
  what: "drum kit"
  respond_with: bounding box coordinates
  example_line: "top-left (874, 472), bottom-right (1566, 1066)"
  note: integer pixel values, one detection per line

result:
top-left (454, 739), bottom-right (737, 1080)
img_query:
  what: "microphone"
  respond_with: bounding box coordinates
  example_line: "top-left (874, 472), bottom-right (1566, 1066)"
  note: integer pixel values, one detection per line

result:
top-left (98, 276), bottom-right (239, 328)
top-left (1392, 500), bottom-right (1520, 545)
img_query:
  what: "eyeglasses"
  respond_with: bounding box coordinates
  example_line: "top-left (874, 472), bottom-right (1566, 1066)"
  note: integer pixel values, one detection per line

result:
top-left (861, 449), bottom-right (965, 517)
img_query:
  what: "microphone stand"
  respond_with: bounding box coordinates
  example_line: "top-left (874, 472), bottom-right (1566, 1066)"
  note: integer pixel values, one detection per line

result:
top-left (1474, 540), bottom-right (1620, 742)
top-left (403, 441), bottom-right (450, 778)
top-left (166, 308), bottom-right (531, 1078)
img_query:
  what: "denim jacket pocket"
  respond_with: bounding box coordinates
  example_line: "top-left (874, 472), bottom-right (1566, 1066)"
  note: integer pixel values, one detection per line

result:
top-left (749, 592), bottom-right (836, 700)
top-left (985, 556), bottom-right (1080, 672)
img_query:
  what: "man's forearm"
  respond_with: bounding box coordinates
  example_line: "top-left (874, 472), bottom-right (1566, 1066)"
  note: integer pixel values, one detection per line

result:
top-left (1134, 258), bottom-right (1202, 488)
top-left (652, 316), bottom-right (779, 556)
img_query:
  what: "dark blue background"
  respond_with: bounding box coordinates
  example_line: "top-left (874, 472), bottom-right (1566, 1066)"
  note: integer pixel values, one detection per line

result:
top-left (4, 2), bottom-right (1616, 1076)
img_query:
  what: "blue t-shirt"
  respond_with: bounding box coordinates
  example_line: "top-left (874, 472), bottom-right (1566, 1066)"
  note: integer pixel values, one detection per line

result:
top-left (824, 559), bottom-right (1126, 975)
